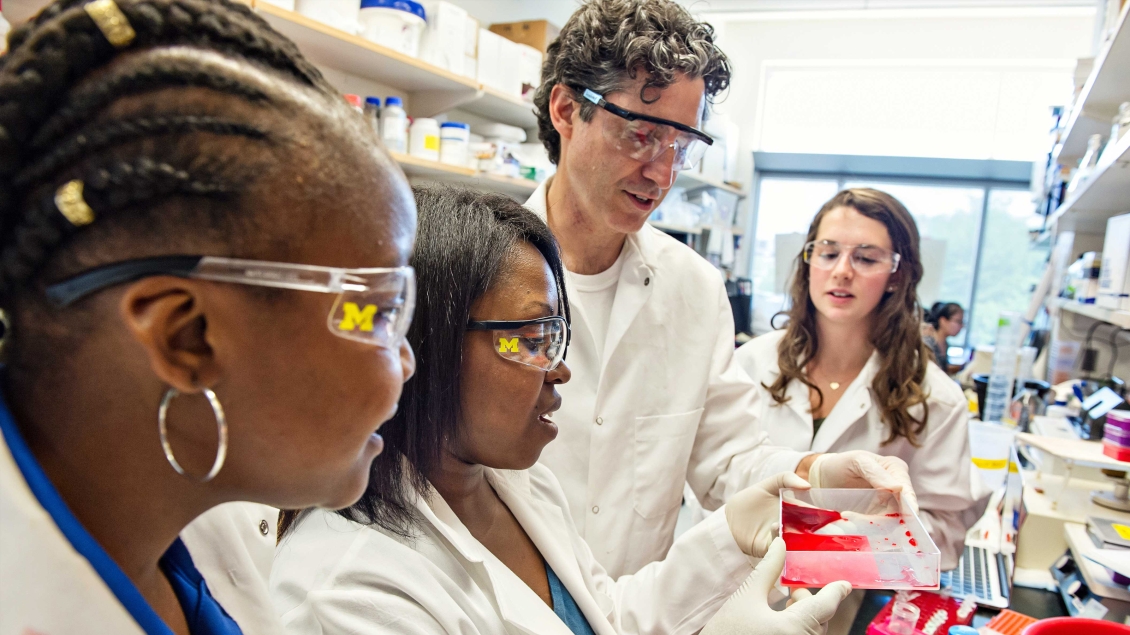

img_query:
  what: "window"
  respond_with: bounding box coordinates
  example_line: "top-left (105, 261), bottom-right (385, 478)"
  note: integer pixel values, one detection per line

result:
top-left (968, 189), bottom-right (1050, 349)
top-left (750, 177), bottom-right (840, 333)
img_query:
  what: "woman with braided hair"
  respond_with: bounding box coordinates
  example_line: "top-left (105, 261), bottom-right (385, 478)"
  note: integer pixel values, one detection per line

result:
top-left (0, 1), bottom-right (416, 633)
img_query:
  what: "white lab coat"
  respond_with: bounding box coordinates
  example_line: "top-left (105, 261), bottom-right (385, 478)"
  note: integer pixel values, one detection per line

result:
top-left (0, 406), bottom-right (282, 634)
top-left (525, 180), bottom-right (807, 578)
top-left (734, 329), bottom-right (983, 569)
top-left (270, 462), bottom-right (753, 635)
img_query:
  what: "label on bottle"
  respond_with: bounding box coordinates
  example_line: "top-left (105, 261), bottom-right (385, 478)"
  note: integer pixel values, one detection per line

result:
top-left (424, 135), bottom-right (439, 151)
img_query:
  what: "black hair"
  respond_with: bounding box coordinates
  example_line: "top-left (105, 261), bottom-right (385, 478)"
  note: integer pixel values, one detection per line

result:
top-left (280, 186), bottom-right (570, 537)
top-left (926, 302), bottom-right (963, 329)
top-left (0, 0), bottom-right (344, 377)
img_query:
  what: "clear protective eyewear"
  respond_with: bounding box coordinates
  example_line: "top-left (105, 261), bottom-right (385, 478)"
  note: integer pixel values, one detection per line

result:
top-left (45, 256), bottom-right (416, 348)
top-left (575, 86), bottom-right (713, 173)
top-left (466, 315), bottom-right (569, 371)
top-left (803, 240), bottom-right (901, 276)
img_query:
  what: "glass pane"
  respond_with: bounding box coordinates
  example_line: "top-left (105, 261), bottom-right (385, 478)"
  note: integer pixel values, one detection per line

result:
top-left (843, 181), bottom-right (985, 344)
top-left (751, 177), bottom-right (841, 334)
top-left (968, 189), bottom-right (1050, 350)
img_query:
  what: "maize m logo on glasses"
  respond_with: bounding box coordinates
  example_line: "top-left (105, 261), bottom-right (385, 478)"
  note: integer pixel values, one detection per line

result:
top-left (338, 303), bottom-right (378, 332)
top-left (499, 338), bottom-right (519, 353)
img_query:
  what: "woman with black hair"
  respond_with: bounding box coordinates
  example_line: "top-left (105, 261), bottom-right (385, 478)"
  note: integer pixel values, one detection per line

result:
top-left (922, 301), bottom-right (965, 373)
top-left (0, 1), bottom-right (415, 633)
top-left (272, 187), bottom-right (849, 635)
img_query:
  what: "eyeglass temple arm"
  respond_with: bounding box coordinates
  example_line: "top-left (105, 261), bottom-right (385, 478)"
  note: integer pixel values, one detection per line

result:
top-left (46, 255), bottom-right (203, 307)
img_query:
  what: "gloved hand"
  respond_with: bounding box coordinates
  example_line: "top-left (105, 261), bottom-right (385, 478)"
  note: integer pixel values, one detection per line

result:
top-left (808, 451), bottom-right (918, 514)
top-left (699, 537), bottom-right (851, 635)
top-left (726, 472), bottom-right (811, 557)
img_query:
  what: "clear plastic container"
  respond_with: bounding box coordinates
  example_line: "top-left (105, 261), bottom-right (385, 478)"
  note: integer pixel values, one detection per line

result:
top-left (779, 488), bottom-right (940, 590)
top-left (969, 420), bottom-right (1017, 491)
top-left (380, 96), bottom-right (408, 154)
top-left (983, 312), bottom-right (1021, 425)
top-left (363, 96), bottom-right (381, 133)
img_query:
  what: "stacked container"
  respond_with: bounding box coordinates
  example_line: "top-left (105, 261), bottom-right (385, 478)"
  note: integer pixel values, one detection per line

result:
top-left (1102, 410), bottom-right (1130, 462)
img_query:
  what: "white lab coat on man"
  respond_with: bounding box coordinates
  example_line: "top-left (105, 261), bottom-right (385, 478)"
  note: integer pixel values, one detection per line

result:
top-left (734, 329), bottom-right (982, 569)
top-left (525, 180), bottom-right (807, 579)
top-left (0, 415), bottom-right (282, 635)
top-left (270, 462), bottom-right (753, 635)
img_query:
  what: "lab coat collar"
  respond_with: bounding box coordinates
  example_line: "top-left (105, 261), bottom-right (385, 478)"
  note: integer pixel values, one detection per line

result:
top-left (413, 465), bottom-right (613, 635)
top-left (526, 178), bottom-right (657, 375)
top-left (763, 345), bottom-right (880, 452)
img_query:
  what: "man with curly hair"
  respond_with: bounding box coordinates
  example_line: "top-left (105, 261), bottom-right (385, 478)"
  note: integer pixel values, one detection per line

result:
top-left (527, 0), bottom-right (918, 583)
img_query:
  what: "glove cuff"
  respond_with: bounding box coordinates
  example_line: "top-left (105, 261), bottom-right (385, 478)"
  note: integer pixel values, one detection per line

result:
top-left (808, 454), bottom-right (829, 488)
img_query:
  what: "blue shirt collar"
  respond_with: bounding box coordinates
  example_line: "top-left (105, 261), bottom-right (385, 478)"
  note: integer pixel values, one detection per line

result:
top-left (0, 393), bottom-right (243, 635)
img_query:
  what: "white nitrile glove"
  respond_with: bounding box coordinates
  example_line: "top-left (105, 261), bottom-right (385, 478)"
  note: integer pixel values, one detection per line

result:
top-left (699, 537), bottom-right (851, 635)
top-left (726, 472), bottom-right (812, 557)
top-left (808, 451), bottom-right (918, 514)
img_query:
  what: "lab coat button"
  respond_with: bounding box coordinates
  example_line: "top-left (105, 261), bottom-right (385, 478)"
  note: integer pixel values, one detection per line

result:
top-left (595, 416), bottom-right (603, 425)
top-left (591, 506), bottom-right (600, 514)
top-left (644, 277), bottom-right (650, 286)
top-left (259, 519), bottom-right (270, 536)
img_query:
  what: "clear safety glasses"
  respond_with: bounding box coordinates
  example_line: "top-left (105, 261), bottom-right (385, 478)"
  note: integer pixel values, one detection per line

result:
top-left (466, 315), bottom-right (569, 371)
top-left (45, 256), bottom-right (416, 348)
top-left (575, 86), bottom-right (713, 173)
top-left (803, 240), bottom-right (901, 276)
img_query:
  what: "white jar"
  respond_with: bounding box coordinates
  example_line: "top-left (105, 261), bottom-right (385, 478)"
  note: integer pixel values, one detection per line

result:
top-left (409, 118), bottom-right (441, 162)
top-left (295, 0), bottom-right (359, 33)
top-left (439, 121), bottom-right (470, 167)
top-left (380, 96), bottom-right (408, 154)
top-left (359, 0), bottom-right (426, 58)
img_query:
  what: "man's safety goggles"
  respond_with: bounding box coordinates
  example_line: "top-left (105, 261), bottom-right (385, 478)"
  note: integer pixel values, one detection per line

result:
top-left (466, 315), bottom-right (569, 371)
top-left (45, 256), bottom-right (416, 348)
top-left (574, 86), bottom-right (713, 173)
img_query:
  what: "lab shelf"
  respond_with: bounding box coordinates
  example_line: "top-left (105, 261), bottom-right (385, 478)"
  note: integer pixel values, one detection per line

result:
top-left (1051, 298), bottom-right (1130, 329)
top-left (675, 171), bottom-right (747, 198)
top-left (249, 1), bottom-right (538, 129)
top-left (1055, 2), bottom-right (1130, 162)
top-left (391, 152), bottom-right (538, 197)
top-left (1047, 129), bottom-right (1130, 233)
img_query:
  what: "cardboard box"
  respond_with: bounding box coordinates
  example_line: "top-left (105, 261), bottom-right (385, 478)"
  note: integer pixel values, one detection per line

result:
top-left (488, 20), bottom-right (560, 54)
top-left (1098, 212), bottom-right (1130, 310)
top-left (516, 43), bottom-right (543, 97)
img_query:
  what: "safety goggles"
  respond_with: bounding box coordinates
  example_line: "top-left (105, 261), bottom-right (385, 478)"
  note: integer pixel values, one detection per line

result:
top-left (574, 86), bottom-right (713, 173)
top-left (803, 240), bottom-right (901, 276)
top-left (45, 256), bottom-right (416, 348)
top-left (466, 315), bottom-right (569, 371)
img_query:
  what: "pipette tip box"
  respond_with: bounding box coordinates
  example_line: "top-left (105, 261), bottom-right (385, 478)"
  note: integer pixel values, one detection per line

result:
top-left (779, 488), bottom-right (941, 590)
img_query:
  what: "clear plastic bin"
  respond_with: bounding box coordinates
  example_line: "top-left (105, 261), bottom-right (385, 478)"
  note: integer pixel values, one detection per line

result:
top-left (779, 488), bottom-right (940, 590)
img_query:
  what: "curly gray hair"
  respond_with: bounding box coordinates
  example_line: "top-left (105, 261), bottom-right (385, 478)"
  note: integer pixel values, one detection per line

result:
top-left (533, 0), bottom-right (731, 165)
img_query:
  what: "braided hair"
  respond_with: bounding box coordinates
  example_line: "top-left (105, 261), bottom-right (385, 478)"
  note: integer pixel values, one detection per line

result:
top-left (0, 0), bottom-right (346, 372)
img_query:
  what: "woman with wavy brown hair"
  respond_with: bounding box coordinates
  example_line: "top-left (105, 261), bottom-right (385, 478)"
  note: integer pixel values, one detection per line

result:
top-left (735, 188), bottom-right (983, 569)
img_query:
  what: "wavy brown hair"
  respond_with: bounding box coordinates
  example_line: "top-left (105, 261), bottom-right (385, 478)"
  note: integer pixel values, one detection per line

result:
top-left (766, 188), bottom-right (931, 446)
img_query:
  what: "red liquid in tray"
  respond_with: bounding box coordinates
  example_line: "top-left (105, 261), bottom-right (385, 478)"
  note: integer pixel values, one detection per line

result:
top-left (781, 501), bottom-right (845, 531)
top-left (783, 533), bottom-right (870, 552)
top-left (781, 500), bottom-right (933, 588)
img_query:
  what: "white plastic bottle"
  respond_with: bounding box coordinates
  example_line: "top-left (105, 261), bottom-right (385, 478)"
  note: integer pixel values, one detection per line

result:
top-left (409, 117), bottom-right (440, 162)
top-left (1066, 133), bottom-right (1103, 196)
top-left (380, 96), bottom-right (408, 154)
top-left (0, 0), bottom-right (11, 56)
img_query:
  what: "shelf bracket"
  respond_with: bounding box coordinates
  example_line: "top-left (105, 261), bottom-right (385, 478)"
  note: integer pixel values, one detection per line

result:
top-left (410, 88), bottom-right (483, 119)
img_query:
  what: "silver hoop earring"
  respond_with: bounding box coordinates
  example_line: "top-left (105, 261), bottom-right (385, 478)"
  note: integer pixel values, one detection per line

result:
top-left (158, 387), bottom-right (228, 482)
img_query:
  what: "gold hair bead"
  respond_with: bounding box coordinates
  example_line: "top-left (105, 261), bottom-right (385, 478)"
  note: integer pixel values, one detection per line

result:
top-left (84, 0), bottom-right (136, 49)
top-left (55, 180), bottom-right (96, 227)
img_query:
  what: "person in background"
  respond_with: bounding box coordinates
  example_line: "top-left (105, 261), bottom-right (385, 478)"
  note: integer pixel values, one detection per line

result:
top-left (0, 0), bottom-right (416, 632)
top-left (272, 186), bottom-right (850, 635)
top-left (923, 301), bottom-right (965, 374)
top-left (527, 0), bottom-right (916, 589)
top-left (734, 189), bottom-right (984, 571)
